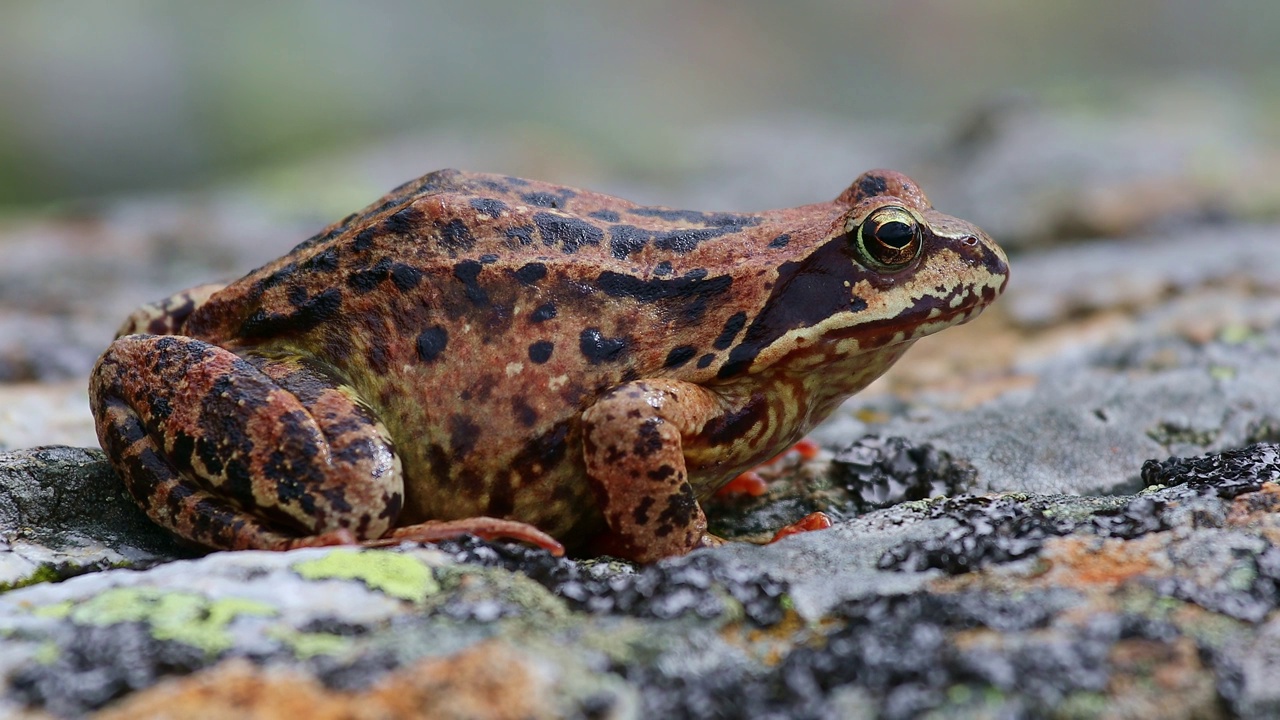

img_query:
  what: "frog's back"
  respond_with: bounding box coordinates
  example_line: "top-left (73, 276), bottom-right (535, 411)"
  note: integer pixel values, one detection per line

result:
top-left (183, 169), bottom-right (831, 384)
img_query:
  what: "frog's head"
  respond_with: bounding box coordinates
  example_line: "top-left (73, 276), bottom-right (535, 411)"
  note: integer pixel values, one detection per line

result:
top-left (718, 169), bottom-right (1007, 380)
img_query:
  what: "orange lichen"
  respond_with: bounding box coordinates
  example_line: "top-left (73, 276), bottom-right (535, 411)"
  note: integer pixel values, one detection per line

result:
top-left (97, 641), bottom-right (557, 720)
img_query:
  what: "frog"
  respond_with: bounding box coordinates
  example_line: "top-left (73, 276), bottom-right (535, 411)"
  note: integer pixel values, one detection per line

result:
top-left (89, 168), bottom-right (1008, 564)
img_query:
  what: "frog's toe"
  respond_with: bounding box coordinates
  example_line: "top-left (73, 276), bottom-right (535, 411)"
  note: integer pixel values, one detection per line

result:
top-left (377, 518), bottom-right (565, 557)
top-left (768, 511), bottom-right (833, 543)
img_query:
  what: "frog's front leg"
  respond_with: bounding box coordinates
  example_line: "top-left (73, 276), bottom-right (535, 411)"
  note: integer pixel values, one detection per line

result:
top-left (581, 380), bottom-right (741, 563)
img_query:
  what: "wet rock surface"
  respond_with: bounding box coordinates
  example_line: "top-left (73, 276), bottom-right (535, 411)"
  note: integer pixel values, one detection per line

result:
top-left (3, 95), bottom-right (1280, 717)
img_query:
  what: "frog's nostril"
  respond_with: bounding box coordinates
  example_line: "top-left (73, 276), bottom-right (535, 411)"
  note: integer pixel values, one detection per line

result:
top-left (959, 235), bottom-right (978, 247)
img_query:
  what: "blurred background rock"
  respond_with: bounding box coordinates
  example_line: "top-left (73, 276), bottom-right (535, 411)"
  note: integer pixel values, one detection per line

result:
top-left (2, 0), bottom-right (1280, 446)
top-left (3, 1), bottom-right (1277, 212)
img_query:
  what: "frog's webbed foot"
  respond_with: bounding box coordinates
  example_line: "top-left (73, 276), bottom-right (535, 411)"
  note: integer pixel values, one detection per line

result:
top-left (368, 518), bottom-right (565, 556)
top-left (91, 334), bottom-right (404, 551)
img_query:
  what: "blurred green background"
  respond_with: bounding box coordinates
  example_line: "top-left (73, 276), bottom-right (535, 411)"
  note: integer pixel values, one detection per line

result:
top-left (1, 0), bottom-right (1277, 209)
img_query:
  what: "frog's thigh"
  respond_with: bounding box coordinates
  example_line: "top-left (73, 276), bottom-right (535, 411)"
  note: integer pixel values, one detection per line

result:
top-left (580, 379), bottom-right (720, 562)
top-left (90, 335), bottom-right (403, 550)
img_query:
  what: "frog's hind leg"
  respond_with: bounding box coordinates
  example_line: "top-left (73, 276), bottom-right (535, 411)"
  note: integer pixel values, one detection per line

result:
top-left (91, 334), bottom-right (403, 551)
top-left (113, 282), bottom-right (228, 337)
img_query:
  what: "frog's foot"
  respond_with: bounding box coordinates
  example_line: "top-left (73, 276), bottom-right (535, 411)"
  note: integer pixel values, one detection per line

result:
top-left (768, 511), bottom-right (833, 543)
top-left (715, 439), bottom-right (822, 499)
top-left (368, 518), bottom-right (565, 557)
top-left (91, 334), bottom-right (405, 551)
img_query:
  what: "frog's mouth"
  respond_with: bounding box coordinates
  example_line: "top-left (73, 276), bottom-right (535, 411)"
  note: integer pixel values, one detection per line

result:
top-left (827, 283), bottom-right (1000, 351)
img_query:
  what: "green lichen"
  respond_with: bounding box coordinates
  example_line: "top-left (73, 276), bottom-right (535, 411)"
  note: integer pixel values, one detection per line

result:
top-left (32, 642), bottom-right (60, 665)
top-left (291, 549), bottom-right (439, 602)
top-left (0, 564), bottom-right (74, 593)
top-left (32, 600), bottom-right (74, 620)
top-left (1208, 364), bottom-right (1237, 381)
top-left (1218, 323), bottom-right (1256, 345)
top-left (60, 588), bottom-right (275, 655)
top-left (269, 628), bottom-right (353, 659)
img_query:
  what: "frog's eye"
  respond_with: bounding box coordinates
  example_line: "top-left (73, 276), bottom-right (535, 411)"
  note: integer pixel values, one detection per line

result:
top-left (853, 206), bottom-right (923, 270)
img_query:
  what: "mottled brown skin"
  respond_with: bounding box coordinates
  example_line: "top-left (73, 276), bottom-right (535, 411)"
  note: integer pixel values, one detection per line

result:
top-left (90, 168), bottom-right (1009, 563)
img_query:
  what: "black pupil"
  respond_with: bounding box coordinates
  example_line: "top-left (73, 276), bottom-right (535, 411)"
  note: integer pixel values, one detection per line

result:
top-left (874, 220), bottom-right (914, 248)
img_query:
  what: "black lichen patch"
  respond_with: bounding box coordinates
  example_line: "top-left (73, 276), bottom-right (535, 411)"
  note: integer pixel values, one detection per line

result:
top-left (1155, 544), bottom-right (1280, 623)
top-left (9, 623), bottom-right (210, 716)
top-left (869, 443), bottom-right (1280, 577)
top-left (625, 590), bottom-right (1148, 720)
top-left (829, 435), bottom-right (976, 513)
top-left (1140, 442), bottom-right (1280, 499)
top-left (434, 537), bottom-right (788, 626)
top-left (878, 495), bottom-right (1071, 574)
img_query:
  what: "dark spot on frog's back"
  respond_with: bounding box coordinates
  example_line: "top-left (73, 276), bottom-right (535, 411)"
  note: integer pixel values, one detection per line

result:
top-left (438, 218), bottom-right (475, 252)
top-left (654, 228), bottom-right (723, 254)
top-left (452, 260), bottom-right (489, 306)
top-left (390, 263), bottom-right (422, 291)
top-left (528, 340), bottom-right (554, 364)
top-left (627, 207), bottom-right (755, 228)
top-left (347, 257), bottom-right (392, 294)
top-left (664, 345), bottom-right (697, 368)
top-left (768, 233), bottom-right (791, 249)
top-left (609, 225), bottom-right (650, 259)
top-left (352, 228), bottom-right (377, 252)
top-left (534, 212), bottom-right (603, 254)
top-left (714, 311), bottom-right (748, 350)
top-left (513, 262), bottom-right (547, 285)
top-left (448, 414), bottom-right (482, 457)
top-left (589, 209), bottom-right (620, 222)
top-left (470, 197), bottom-right (508, 218)
top-left (416, 325), bottom-right (448, 363)
top-left (512, 397), bottom-right (539, 427)
top-left (522, 192), bottom-right (562, 208)
top-left (240, 288), bottom-right (342, 339)
top-left (579, 328), bottom-right (629, 364)
top-left (506, 225), bottom-right (535, 246)
top-left (596, 270), bottom-right (731, 305)
top-left (382, 206), bottom-right (422, 235)
top-left (300, 248), bottom-right (340, 273)
top-left (530, 303), bottom-right (557, 323)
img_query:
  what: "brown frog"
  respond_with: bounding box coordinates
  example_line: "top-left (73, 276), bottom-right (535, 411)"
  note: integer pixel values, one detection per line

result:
top-left (90, 169), bottom-right (1008, 563)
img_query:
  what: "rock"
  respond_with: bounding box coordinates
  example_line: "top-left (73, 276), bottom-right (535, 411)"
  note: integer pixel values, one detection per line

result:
top-left (0, 446), bottom-right (190, 591)
top-left (3, 443), bottom-right (1279, 717)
